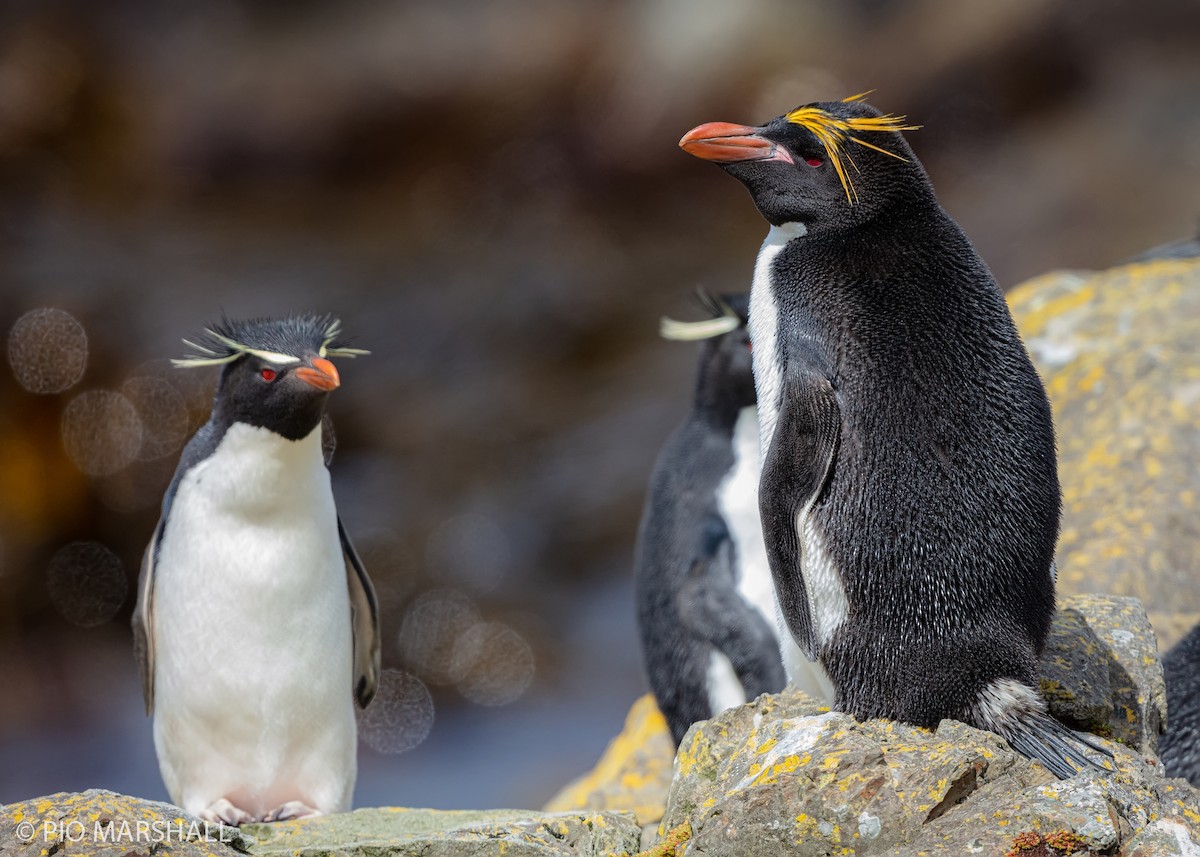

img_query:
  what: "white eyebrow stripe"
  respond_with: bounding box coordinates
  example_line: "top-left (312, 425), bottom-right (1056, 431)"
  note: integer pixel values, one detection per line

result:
top-left (243, 348), bottom-right (301, 365)
top-left (324, 347), bottom-right (370, 358)
top-left (202, 330), bottom-right (298, 364)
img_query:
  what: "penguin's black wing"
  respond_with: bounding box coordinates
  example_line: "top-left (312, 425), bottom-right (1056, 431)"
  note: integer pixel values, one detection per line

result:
top-left (759, 367), bottom-right (841, 660)
top-left (339, 518), bottom-right (381, 708)
top-left (132, 518), bottom-right (164, 715)
top-left (677, 515), bottom-right (787, 699)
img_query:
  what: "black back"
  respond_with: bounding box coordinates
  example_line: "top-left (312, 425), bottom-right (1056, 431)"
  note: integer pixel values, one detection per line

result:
top-left (635, 295), bottom-right (785, 745)
top-left (1161, 622), bottom-right (1200, 785)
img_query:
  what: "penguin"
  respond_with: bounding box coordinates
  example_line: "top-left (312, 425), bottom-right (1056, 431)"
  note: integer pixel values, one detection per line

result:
top-left (132, 314), bottom-right (381, 824)
top-left (635, 292), bottom-right (791, 747)
top-left (678, 94), bottom-right (1105, 778)
top-left (1160, 621), bottom-right (1200, 786)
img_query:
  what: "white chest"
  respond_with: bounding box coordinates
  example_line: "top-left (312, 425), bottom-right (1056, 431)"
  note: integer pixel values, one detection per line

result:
top-left (154, 422), bottom-right (350, 686)
top-left (749, 221), bottom-right (807, 461)
top-left (715, 406), bottom-right (776, 629)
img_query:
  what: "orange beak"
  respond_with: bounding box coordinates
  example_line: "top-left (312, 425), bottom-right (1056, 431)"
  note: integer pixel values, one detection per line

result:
top-left (295, 357), bottom-right (340, 392)
top-left (679, 122), bottom-right (794, 164)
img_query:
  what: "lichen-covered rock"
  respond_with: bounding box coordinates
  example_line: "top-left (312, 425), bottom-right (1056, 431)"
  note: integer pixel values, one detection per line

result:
top-left (1039, 594), bottom-right (1167, 754)
top-left (656, 689), bottom-right (1200, 856)
top-left (0, 792), bottom-right (641, 857)
top-left (543, 694), bottom-right (675, 828)
top-left (1008, 256), bottom-right (1200, 649)
top-left (243, 807), bottom-right (641, 857)
top-left (0, 789), bottom-right (251, 857)
top-left (1121, 818), bottom-right (1200, 856)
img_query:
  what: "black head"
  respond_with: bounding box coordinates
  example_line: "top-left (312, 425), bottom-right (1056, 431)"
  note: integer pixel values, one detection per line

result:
top-left (175, 314), bottom-right (368, 441)
top-left (680, 95), bottom-right (930, 231)
top-left (661, 291), bottom-right (755, 414)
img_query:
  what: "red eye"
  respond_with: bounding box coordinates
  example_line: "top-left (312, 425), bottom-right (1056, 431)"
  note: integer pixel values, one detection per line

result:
top-left (805, 158), bottom-right (823, 167)
top-left (260, 368), bottom-right (277, 382)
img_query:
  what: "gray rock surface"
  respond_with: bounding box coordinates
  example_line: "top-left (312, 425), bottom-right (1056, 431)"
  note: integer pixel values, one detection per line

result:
top-left (656, 690), bottom-right (1200, 856)
top-left (243, 807), bottom-right (641, 857)
top-left (1010, 256), bottom-right (1200, 650)
top-left (0, 789), bottom-right (252, 857)
top-left (1039, 594), bottom-right (1168, 753)
top-left (0, 791), bottom-right (640, 857)
top-left (1122, 819), bottom-right (1200, 857)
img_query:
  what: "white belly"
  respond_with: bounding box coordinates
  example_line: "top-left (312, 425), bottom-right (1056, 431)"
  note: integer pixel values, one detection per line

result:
top-left (706, 651), bottom-right (747, 715)
top-left (152, 422), bottom-right (356, 817)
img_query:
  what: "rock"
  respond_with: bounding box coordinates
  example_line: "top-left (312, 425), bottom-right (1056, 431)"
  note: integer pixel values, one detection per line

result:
top-left (656, 689), bottom-right (1200, 856)
top-left (1007, 256), bottom-right (1200, 649)
top-left (243, 807), bottom-right (642, 857)
top-left (0, 789), bottom-right (252, 857)
top-left (1121, 819), bottom-right (1200, 856)
top-left (543, 693), bottom-right (676, 828)
top-left (550, 594), bottom-right (1170, 841)
top-left (1039, 594), bottom-right (1167, 754)
top-left (0, 791), bottom-right (641, 857)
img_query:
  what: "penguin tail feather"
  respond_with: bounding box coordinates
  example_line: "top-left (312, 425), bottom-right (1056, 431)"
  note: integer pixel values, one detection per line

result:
top-left (971, 678), bottom-right (1113, 780)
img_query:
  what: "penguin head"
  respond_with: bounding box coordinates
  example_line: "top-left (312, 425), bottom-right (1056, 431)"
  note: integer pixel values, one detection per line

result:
top-left (661, 292), bottom-right (755, 410)
top-left (679, 95), bottom-right (927, 231)
top-left (174, 314), bottom-right (368, 441)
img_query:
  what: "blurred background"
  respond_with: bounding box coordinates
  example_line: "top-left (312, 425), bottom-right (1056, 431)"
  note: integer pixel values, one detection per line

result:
top-left (0, 0), bottom-right (1197, 811)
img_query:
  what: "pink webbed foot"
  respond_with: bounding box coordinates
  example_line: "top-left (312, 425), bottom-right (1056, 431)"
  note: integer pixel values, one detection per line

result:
top-left (199, 798), bottom-right (255, 827)
top-left (262, 801), bottom-right (323, 823)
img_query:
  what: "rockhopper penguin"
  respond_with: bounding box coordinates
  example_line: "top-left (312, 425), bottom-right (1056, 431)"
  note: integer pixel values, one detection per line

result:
top-left (636, 293), bottom-right (793, 746)
top-left (678, 94), bottom-right (1105, 777)
top-left (132, 315), bottom-right (381, 824)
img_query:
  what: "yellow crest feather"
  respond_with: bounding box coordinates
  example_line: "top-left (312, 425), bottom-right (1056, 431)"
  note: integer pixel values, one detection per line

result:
top-left (783, 96), bottom-right (920, 204)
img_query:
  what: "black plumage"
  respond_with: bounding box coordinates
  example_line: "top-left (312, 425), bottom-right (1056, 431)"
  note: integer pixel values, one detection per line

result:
top-left (1161, 622), bottom-right (1200, 785)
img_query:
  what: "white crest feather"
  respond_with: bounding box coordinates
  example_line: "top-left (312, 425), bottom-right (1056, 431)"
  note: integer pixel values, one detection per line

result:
top-left (660, 293), bottom-right (741, 341)
top-left (320, 346), bottom-right (371, 358)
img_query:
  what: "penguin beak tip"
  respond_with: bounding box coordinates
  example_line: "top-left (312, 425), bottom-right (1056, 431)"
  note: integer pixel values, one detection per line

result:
top-left (295, 357), bottom-right (341, 392)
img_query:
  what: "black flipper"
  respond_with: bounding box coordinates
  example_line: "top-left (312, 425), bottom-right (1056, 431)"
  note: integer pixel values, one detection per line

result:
top-left (676, 515), bottom-right (787, 701)
top-left (132, 518), bottom-right (165, 716)
top-left (339, 518), bottom-right (381, 708)
top-left (759, 367), bottom-right (841, 660)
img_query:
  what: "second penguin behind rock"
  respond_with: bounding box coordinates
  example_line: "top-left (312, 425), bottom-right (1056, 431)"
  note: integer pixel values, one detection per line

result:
top-left (636, 293), bottom-right (788, 746)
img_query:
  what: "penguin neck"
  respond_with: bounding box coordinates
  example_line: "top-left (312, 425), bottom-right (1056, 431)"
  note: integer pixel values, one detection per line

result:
top-left (763, 220), bottom-right (809, 245)
top-left (749, 221), bottom-right (807, 458)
